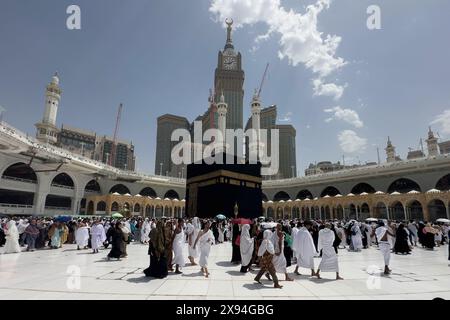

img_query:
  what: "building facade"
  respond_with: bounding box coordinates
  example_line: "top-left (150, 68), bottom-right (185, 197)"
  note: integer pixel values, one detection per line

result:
top-left (1, 120), bottom-right (449, 221)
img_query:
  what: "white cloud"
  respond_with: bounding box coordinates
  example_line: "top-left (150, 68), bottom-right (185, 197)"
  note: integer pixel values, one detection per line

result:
top-left (338, 130), bottom-right (367, 153)
top-left (209, 0), bottom-right (347, 78)
top-left (324, 106), bottom-right (363, 128)
top-left (278, 111), bottom-right (292, 122)
top-left (431, 109), bottom-right (450, 137)
top-left (313, 78), bottom-right (346, 100)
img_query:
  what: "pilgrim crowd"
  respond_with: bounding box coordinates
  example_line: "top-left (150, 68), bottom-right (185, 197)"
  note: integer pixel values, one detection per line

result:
top-left (1, 215), bottom-right (449, 288)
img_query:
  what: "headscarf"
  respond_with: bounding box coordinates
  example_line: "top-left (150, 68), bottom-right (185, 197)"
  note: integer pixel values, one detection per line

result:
top-left (240, 224), bottom-right (254, 266)
top-left (257, 230), bottom-right (274, 257)
top-left (193, 217), bottom-right (201, 230)
top-left (6, 220), bottom-right (19, 240)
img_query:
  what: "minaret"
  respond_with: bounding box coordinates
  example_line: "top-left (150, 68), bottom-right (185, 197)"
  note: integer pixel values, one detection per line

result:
top-left (35, 72), bottom-right (61, 144)
top-left (251, 90), bottom-right (261, 138)
top-left (426, 126), bottom-right (439, 157)
top-left (217, 92), bottom-right (228, 152)
top-left (248, 90), bottom-right (265, 161)
top-left (385, 136), bottom-right (396, 163)
top-left (217, 91), bottom-right (227, 144)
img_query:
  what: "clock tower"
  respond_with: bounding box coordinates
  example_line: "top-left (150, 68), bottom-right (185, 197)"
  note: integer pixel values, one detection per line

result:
top-left (214, 19), bottom-right (245, 131)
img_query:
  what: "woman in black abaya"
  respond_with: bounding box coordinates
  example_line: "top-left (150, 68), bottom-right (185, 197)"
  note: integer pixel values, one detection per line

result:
top-left (394, 223), bottom-right (411, 254)
top-left (231, 222), bottom-right (241, 264)
top-left (107, 222), bottom-right (125, 260)
top-left (144, 221), bottom-right (168, 279)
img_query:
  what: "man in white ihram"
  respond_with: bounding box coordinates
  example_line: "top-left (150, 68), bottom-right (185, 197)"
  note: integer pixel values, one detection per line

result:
top-left (316, 222), bottom-right (343, 280)
top-left (373, 220), bottom-right (395, 275)
top-left (293, 220), bottom-right (318, 277)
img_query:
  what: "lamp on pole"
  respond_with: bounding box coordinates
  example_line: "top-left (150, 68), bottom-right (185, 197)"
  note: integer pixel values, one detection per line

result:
top-left (181, 166), bottom-right (185, 179)
top-left (159, 162), bottom-right (163, 176)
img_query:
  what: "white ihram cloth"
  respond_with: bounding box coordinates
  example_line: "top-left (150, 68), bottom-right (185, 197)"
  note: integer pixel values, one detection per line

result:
top-left (218, 227), bottom-right (224, 243)
top-left (172, 229), bottom-right (186, 267)
top-left (291, 227), bottom-right (299, 256)
top-left (258, 230), bottom-right (274, 256)
top-left (186, 217), bottom-right (200, 258)
top-left (75, 226), bottom-right (89, 248)
top-left (198, 230), bottom-right (214, 267)
top-left (141, 220), bottom-right (151, 243)
top-left (4, 221), bottom-right (21, 254)
top-left (271, 231), bottom-right (287, 273)
top-left (351, 224), bottom-right (363, 250)
top-left (90, 224), bottom-right (106, 250)
top-left (375, 226), bottom-right (391, 266)
top-left (239, 224), bottom-right (254, 267)
top-left (317, 228), bottom-right (338, 272)
top-left (294, 227), bottom-right (317, 269)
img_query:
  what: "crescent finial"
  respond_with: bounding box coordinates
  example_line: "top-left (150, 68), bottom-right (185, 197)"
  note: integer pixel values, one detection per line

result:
top-left (225, 18), bottom-right (233, 27)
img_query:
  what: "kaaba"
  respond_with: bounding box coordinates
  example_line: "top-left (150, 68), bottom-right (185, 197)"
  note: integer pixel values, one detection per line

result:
top-left (185, 152), bottom-right (262, 219)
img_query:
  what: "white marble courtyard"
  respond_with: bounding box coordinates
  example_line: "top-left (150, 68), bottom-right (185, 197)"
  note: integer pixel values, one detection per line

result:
top-left (1, 241), bottom-right (449, 300)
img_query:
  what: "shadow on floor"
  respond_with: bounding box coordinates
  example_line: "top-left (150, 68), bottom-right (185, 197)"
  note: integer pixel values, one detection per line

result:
top-left (243, 282), bottom-right (280, 290)
top-left (226, 270), bottom-right (248, 277)
top-left (215, 261), bottom-right (236, 267)
top-left (126, 276), bottom-right (154, 283)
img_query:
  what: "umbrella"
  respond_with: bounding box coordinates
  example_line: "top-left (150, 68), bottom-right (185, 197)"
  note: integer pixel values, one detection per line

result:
top-left (258, 216), bottom-right (266, 220)
top-left (216, 214), bottom-right (226, 220)
top-left (55, 216), bottom-right (72, 223)
top-left (436, 218), bottom-right (450, 224)
top-left (231, 218), bottom-right (252, 225)
top-left (111, 212), bottom-right (123, 218)
top-left (365, 218), bottom-right (378, 222)
top-left (260, 222), bottom-right (277, 229)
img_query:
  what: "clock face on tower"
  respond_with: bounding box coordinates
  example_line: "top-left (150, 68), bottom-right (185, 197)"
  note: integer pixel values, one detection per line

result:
top-left (223, 56), bottom-right (237, 70)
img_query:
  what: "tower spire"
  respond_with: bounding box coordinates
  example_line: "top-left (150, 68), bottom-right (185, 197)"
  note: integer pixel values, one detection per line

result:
top-left (224, 18), bottom-right (234, 50)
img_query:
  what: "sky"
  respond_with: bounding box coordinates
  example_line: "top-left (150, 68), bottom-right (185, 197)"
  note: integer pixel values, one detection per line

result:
top-left (1, 0), bottom-right (450, 176)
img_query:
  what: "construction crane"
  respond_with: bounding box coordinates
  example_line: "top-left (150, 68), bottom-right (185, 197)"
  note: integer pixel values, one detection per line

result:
top-left (257, 63), bottom-right (269, 98)
top-left (110, 103), bottom-right (123, 167)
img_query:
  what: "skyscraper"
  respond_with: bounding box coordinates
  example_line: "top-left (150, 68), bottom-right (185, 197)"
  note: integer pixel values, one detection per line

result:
top-left (155, 114), bottom-right (190, 177)
top-left (276, 124), bottom-right (297, 179)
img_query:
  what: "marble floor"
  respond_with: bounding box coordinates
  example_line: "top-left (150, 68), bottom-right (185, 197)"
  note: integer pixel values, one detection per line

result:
top-left (0, 241), bottom-right (449, 300)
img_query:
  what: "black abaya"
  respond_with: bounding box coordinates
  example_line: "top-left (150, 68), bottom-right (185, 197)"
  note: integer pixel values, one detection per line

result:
top-left (107, 228), bottom-right (125, 259)
top-left (394, 228), bottom-right (411, 254)
top-left (231, 223), bottom-right (241, 263)
top-left (144, 242), bottom-right (168, 279)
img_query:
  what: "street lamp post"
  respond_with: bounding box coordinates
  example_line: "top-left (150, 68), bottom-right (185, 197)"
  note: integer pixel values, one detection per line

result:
top-left (160, 163), bottom-right (163, 176)
top-left (291, 165), bottom-right (295, 178)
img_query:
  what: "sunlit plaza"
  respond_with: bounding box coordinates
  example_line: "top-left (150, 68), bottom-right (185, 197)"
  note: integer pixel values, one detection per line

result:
top-left (1, 241), bottom-right (449, 300)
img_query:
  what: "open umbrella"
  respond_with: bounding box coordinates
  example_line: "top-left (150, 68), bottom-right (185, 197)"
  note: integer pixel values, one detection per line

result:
top-left (55, 216), bottom-right (72, 223)
top-left (260, 222), bottom-right (277, 229)
top-left (231, 218), bottom-right (252, 225)
top-left (216, 214), bottom-right (226, 220)
top-left (436, 218), bottom-right (450, 224)
top-left (111, 212), bottom-right (123, 219)
top-left (258, 216), bottom-right (266, 220)
top-left (365, 218), bottom-right (378, 222)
